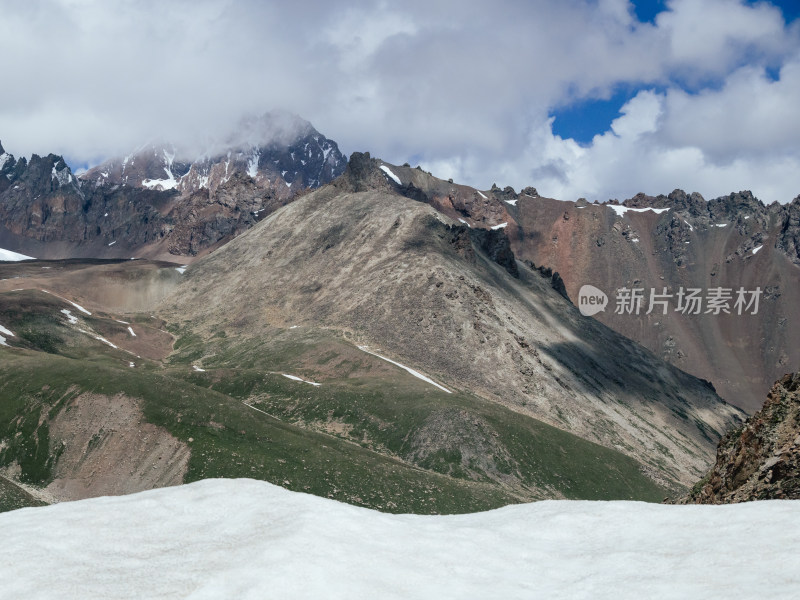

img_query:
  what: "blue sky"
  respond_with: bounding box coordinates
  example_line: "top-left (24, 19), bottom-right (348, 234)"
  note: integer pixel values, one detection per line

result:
top-left (552, 0), bottom-right (800, 144)
top-left (1, 0), bottom-right (799, 203)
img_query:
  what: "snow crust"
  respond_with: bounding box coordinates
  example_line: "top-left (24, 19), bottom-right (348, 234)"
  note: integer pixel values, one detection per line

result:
top-left (490, 222), bottom-right (508, 230)
top-left (93, 335), bottom-right (117, 349)
top-left (192, 365), bottom-right (206, 372)
top-left (752, 245), bottom-right (763, 255)
top-left (41, 290), bottom-right (92, 315)
top-left (458, 218), bottom-right (471, 228)
top-left (476, 190), bottom-right (487, 199)
top-left (379, 165), bottom-right (402, 185)
top-left (1, 479), bottom-right (798, 600)
top-left (358, 345), bottom-right (451, 393)
top-left (51, 165), bottom-right (73, 186)
top-left (607, 205), bottom-right (670, 217)
top-left (68, 300), bottom-right (91, 315)
top-left (505, 199), bottom-right (518, 206)
top-left (714, 223), bottom-right (728, 228)
top-left (0, 247), bottom-right (34, 261)
top-left (0, 323), bottom-right (14, 347)
top-left (175, 266), bottom-right (188, 275)
top-left (282, 374), bottom-right (321, 386)
top-left (60, 309), bottom-right (78, 324)
top-left (127, 327), bottom-right (136, 337)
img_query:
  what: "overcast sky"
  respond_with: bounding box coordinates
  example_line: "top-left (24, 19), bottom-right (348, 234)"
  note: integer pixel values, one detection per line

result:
top-left (1, 0), bottom-right (799, 203)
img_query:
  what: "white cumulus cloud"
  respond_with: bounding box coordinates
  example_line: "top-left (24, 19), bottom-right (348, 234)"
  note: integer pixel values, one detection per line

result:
top-left (0, 0), bottom-right (797, 202)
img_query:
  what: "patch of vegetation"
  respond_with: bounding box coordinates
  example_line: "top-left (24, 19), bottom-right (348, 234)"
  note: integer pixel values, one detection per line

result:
top-left (164, 331), bottom-right (669, 501)
top-left (0, 349), bottom-right (517, 514)
top-left (0, 477), bottom-right (45, 513)
top-left (0, 302), bottom-right (669, 514)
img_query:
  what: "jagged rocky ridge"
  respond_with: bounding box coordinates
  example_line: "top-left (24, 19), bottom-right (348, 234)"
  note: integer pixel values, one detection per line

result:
top-left (680, 372), bottom-right (800, 503)
top-left (376, 170), bottom-right (799, 413)
top-left (0, 112), bottom-right (346, 260)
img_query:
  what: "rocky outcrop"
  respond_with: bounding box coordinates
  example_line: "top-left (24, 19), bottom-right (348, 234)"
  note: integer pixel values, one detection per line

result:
top-left (776, 196), bottom-right (800, 266)
top-left (680, 372), bottom-right (800, 503)
top-left (468, 227), bottom-right (519, 278)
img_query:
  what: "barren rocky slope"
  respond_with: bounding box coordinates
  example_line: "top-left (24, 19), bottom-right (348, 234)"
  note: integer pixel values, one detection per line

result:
top-left (681, 371), bottom-right (800, 503)
top-left (160, 153), bottom-right (744, 488)
top-left (365, 163), bottom-right (800, 413)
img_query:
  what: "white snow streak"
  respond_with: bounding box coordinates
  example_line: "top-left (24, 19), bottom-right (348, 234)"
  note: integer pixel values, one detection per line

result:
top-left (505, 199), bottom-right (518, 206)
top-left (175, 266), bottom-right (188, 275)
top-left (752, 245), bottom-right (763, 254)
top-left (607, 205), bottom-right (671, 217)
top-left (458, 218), bottom-right (471, 228)
top-left (476, 190), bottom-right (487, 199)
top-left (68, 300), bottom-right (91, 315)
top-left (89, 334), bottom-right (118, 349)
top-left (41, 290), bottom-right (92, 315)
top-left (379, 165), bottom-right (402, 185)
top-left (193, 365), bottom-right (206, 372)
top-left (0, 323), bottom-right (14, 347)
top-left (127, 327), bottom-right (136, 337)
top-left (282, 374), bottom-right (321, 387)
top-left (490, 222), bottom-right (508, 230)
top-left (714, 223), bottom-right (728, 228)
top-left (357, 345), bottom-right (451, 393)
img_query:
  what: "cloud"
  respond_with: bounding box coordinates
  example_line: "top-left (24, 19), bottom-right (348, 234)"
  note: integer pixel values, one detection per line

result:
top-left (516, 63), bottom-right (800, 203)
top-left (0, 0), bottom-right (798, 202)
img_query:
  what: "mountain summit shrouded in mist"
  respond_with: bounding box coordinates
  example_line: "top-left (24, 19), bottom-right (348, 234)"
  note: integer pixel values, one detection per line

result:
top-left (0, 112), bottom-right (345, 260)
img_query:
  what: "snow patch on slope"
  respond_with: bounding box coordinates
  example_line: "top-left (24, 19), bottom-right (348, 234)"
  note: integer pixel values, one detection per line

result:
top-left (0, 248), bottom-right (34, 261)
top-left (607, 205), bottom-right (671, 217)
top-left (379, 165), bottom-right (401, 185)
top-left (282, 374), bottom-right (321, 387)
top-left (60, 309), bottom-right (78, 324)
top-left (0, 323), bottom-right (14, 347)
top-left (358, 345), bottom-right (451, 393)
top-left (490, 222), bottom-right (508, 230)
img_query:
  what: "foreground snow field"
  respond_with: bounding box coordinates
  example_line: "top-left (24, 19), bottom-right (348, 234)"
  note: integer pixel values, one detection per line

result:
top-left (1, 479), bottom-right (798, 599)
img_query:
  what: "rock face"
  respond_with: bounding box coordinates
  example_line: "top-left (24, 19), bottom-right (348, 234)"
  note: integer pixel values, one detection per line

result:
top-left (0, 112), bottom-right (346, 261)
top-left (346, 161), bottom-right (800, 413)
top-left (505, 190), bottom-right (800, 413)
top-left (681, 372), bottom-right (800, 503)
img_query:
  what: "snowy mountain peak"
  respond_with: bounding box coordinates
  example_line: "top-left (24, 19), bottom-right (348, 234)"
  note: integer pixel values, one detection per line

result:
top-left (80, 112), bottom-right (346, 195)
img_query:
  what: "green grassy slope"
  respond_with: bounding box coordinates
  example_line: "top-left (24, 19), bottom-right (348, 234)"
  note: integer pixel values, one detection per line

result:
top-left (0, 286), bottom-right (670, 515)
